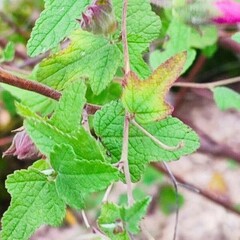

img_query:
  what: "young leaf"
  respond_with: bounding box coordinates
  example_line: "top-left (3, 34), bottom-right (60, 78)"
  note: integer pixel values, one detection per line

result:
top-left (94, 101), bottom-right (200, 181)
top-left (50, 144), bottom-right (119, 209)
top-left (213, 87), bottom-right (240, 111)
top-left (50, 80), bottom-right (87, 133)
top-left (113, 0), bottom-right (161, 78)
top-left (120, 197), bottom-right (151, 234)
top-left (24, 117), bottom-right (105, 161)
top-left (122, 52), bottom-right (187, 124)
top-left (1, 169), bottom-right (65, 240)
top-left (27, 0), bottom-right (90, 57)
top-left (98, 203), bottom-right (129, 239)
top-left (17, 89), bottom-right (105, 161)
top-left (98, 197), bottom-right (151, 237)
top-left (2, 42), bottom-right (15, 62)
top-left (36, 30), bottom-right (121, 94)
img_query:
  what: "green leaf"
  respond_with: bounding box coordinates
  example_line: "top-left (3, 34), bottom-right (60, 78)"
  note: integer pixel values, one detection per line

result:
top-left (158, 186), bottom-right (184, 215)
top-left (94, 101), bottom-right (200, 181)
top-left (1, 83), bottom-right (57, 116)
top-left (122, 52), bottom-right (187, 123)
top-left (98, 203), bottom-right (129, 239)
top-left (2, 42), bottom-right (15, 62)
top-left (1, 169), bottom-right (65, 240)
top-left (17, 103), bottom-right (105, 162)
top-left (36, 30), bottom-right (121, 94)
top-left (50, 80), bottom-right (86, 133)
top-left (213, 87), bottom-right (240, 111)
top-left (232, 32), bottom-right (240, 43)
top-left (190, 25), bottom-right (218, 49)
top-left (113, 0), bottom-right (161, 78)
top-left (50, 144), bottom-right (119, 209)
top-left (120, 197), bottom-right (151, 234)
top-left (27, 0), bottom-right (90, 57)
top-left (149, 19), bottom-right (195, 73)
top-left (86, 82), bottom-right (122, 105)
top-left (98, 197), bottom-right (150, 237)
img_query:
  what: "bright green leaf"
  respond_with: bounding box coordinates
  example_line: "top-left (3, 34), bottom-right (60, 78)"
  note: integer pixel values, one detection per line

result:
top-left (149, 19), bottom-right (195, 73)
top-left (17, 104), bottom-right (105, 161)
top-left (27, 0), bottom-right (90, 57)
top-left (213, 87), bottom-right (240, 111)
top-left (2, 42), bottom-right (15, 62)
top-left (94, 101), bottom-right (200, 181)
top-left (36, 30), bottom-right (121, 94)
top-left (113, 0), bottom-right (161, 78)
top-left (50, 80), bottom-right (86, 133)
top-left (1, 83), bottom-right (57, 116)
top-left (232, 32), bottom-right (240, 43)
top-left (1, 169), bottom-right (65, 240)
top-left (120, 197), bottom-right (151, 234)
top-left (122, 52), bottom-right (187, 123)
top-left (50, 144), bottom-right (119, 209)
top-left (190, 25), bottom-right (218, 49)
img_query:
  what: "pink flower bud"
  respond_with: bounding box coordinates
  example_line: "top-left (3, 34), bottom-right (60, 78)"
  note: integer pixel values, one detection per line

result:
top-left (213, 0), bottom-right (240, 24)
top-left (77, 0), bottom-right (117, 35)
top-left (3, 130), bottom-right (41, 160)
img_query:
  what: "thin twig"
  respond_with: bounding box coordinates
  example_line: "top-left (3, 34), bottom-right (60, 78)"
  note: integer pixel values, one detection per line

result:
top-left (102, 183), bottom-right (113, 203)
top-left (121, 0), bottom-right (130, 75)
top-left (173, 76), bottom-right (240, 90)
top-left (120, 0), bottom-right (134, 206)
top-left (121, 113), bottom-right (134, 206)
top-left (131, 119), bottom-right (183, 151)
top-left (81, 210), bottom-right (90, 229)
top-left (152, 163), bottom-right (240, 216)
top-left (162, 162), bottom-right (179, 240)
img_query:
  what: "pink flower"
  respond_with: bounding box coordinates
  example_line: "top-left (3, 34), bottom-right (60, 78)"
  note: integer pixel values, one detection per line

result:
top-left (213, 0), bottom-right (240, 24)
top-left (3, 129), bottom-right (41, 160)
top-left (78, 0), bottom-right (117, 35)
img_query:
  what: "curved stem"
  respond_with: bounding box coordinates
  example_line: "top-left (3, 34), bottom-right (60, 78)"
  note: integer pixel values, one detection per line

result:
top-left (131, 119), bottom-right (184, 151)
top-left (174, 76), bottom-right (240, 90)
top-left (162, 162), bottom-right (179, 240)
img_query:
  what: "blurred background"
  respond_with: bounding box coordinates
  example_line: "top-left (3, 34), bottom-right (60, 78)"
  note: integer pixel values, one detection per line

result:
top-left (0, 0), bottom-right (240, 239)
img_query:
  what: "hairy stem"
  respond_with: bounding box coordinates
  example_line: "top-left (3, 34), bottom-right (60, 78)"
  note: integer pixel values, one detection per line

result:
top-left (122, 0), bottom-right (130, 75)
top-left (121, 113), bottom-right (134, 206)
top-left (174, 76), bottom-right (240, 89)
top-left (121, 0), bottom-right (134, 206)
top-left (0, 67), bottom-right (61, 100)
top-left (131, 119), bottom-right (183, 151)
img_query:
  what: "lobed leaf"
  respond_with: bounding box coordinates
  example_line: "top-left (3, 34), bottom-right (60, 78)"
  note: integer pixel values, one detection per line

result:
top-left (98, 197), bottom-right (151, 238)
top-left (50, 144), bottom-right (119, 209)
top-left (36, 30), bottom-right (121, 95)
top-left (50, 80), bottom-right (87, 133)
top-left (94, 101), bottom-right (200, 181)
top-left (27, 0), bottom-right (90, 57)
top-left (113, 0), bottom-right (161, 78)
top-left (1, 169), bottom-right (65, 240)
top-left (122, 52), bottom-right (187, 124)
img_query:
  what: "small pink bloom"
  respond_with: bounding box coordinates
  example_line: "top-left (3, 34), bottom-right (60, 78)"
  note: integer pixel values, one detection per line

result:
top-left (3, 130), bottom-right (41, 160)
top-left (213, 0), bottom-right (240, 24)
